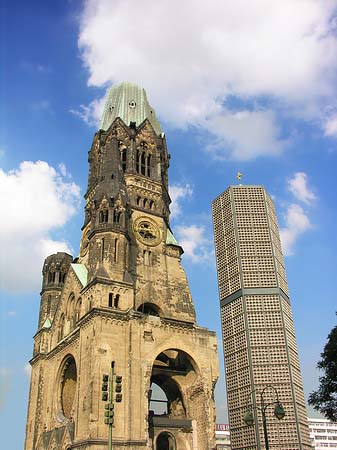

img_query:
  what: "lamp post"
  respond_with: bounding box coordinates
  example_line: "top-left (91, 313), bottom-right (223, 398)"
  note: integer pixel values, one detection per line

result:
top-left (243, 385), bottom-right (285, 450)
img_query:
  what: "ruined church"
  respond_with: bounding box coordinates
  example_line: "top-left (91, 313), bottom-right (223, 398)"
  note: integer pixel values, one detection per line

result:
top-left (25, 83), bottom-right (219, 450)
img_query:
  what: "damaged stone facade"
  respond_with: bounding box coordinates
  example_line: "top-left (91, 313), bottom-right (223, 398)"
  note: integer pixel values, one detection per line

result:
top-left (25, 83), bottom-right (219, 450)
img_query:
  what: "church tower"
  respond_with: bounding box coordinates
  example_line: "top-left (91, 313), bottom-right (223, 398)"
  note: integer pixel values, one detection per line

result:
top-left (25, 83), bottom-right (219, 450)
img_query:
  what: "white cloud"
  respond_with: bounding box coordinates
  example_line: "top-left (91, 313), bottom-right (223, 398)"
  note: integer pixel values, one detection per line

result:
top-left (70, 96), bottom-right (105, 127)
top-left (288, 172), bottom-right (316, 204)
top-left (0, 161), bottom-right (81, 293)
top-left (77, 0), bottom-right (337, 158)
top-left (169, 184), bottom-right (193, 218)
top-left (24, 364), bottom-right (32, 378)
top-left (324, 113), bottom-right (337, 137)
top-left (175, 224), bottom-right (212, 263)
top-left (280, 203), bottom-right (313, 256)
top-left (204, 108), bottom-right (286, 160)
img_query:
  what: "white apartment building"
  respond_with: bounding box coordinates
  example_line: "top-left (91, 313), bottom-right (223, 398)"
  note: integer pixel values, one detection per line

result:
top-left (308, 418), bottom-right (337, 449)
top-left (216, 424), bottom-right (231, 449)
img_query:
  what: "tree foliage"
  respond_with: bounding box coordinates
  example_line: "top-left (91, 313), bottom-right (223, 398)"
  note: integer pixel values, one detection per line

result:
top-left (308, 314), bottom-right (337, 421)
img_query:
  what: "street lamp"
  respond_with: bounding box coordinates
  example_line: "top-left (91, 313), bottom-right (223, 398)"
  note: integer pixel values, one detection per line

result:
top-left (243, 385), bottom-right (285, 450)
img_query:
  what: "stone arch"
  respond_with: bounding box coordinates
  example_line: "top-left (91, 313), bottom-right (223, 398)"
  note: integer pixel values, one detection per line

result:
top-left (155, 431), bottom-right (176, 450)
top-left (148, 349), bottom-right (198, 450)
top-left (137, 302), bottom-right (161, 317)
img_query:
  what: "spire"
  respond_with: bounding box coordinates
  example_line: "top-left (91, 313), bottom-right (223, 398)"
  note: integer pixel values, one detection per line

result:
top-left (100, 82), bottom-right (162, 135)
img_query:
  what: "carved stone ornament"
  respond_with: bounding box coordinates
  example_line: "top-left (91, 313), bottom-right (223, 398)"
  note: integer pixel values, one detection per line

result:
top-left (133, 216), bottom-right (162, 247)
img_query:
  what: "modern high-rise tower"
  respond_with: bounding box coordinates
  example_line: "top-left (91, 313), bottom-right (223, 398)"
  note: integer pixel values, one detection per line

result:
top-left (212, 185), bottom-right (311, 450)
top-left (25, 83), bottom-right (219, 450)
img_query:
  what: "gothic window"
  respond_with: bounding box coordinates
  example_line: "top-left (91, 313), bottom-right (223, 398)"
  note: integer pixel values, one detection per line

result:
top-left (108, 293), bottom-right (119, 308)
top-left (75, 298), bottom-right (82, 323)
top-left (48, 271), bottom-right (56, 284)
top-left (99, 209), bottom-right (108, 223)
top-left (101, 238), bottom-right (105, 261)
top-left (136, 196), bottom-right (141, 206)
top-left (58, 314), bottom-right (65, 341)
top-left (114, 238), bottom-right (118, 262)
top-left (149, 200), bottom-right (155, 210)
top-left (121, 148), bottom-right (127, 172)
top-left (144, 250), bottom-right (152, 266)
top-left (67, 294), bottom-right (75, 331)
top-left (147, 154), bottom-right (151, 177)
top-left (113, 209), bottom-right (121, 224)
top-left (114, 294), bottom-right (120, 308)
top-left (108, 293), bottom-right (113, 308)
top-left (143, 198), bottom-right (148, 208)
top-left (136, 142), bottom-right (151, 177)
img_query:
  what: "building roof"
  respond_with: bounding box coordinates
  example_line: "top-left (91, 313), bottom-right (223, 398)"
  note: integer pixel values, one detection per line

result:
top-left (41, 317), bottom-right (52, 329)
top-left (100, 82), bottom-right (162, 135)
top-left (71, 263), bottom-right (88, 287)
top-left (166, 228), bottom-right (179, 246)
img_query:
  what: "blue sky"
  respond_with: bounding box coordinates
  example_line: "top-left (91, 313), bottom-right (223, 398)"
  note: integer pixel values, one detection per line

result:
top-left (1, 1), bottom-right (337, 448)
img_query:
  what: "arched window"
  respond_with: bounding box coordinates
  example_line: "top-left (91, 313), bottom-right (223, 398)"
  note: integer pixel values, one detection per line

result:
top-left (99, 209), bottom-right (108, 223)
top-left (144, 250), bottom-right (152, 266)
top-left (108, 293), bottom-right (113, 308)
top-left (113, 209), bottom-right (121, 224)
top-left (75, 298), bottom-right (82, 323)
top-left (136, 143), bottom-right (151, 177)
top-left (156, 432), bottom-right (176, 450)
top-left (146, 154), bottom-right (151, 177)
top-left (67, 294), bottom-right (75, 331)
top-left (58, 314), bottom-right (65, 341)
top-left (114, 294), bottom-right (120, 308)
top-left (121, 148), bottom-right (127, 172)
top-left (137, 303), bottom-right (160, 316)
top-left (114, 238), bottom-right (118, 263)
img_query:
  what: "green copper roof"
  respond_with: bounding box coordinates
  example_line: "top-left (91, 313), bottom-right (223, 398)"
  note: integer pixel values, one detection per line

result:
top-left (100, 82), bottom-right (162, 135)
top-left (166, 228), bottom-right (179, 246)
top-left (42, 317), bottom-right (52, 329)
top-left (71, 263), bottom-right (88, 287)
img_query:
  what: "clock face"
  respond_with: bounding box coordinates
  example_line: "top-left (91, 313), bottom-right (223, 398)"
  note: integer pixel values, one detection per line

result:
top-left (133, 217), bottom-right (162, 246)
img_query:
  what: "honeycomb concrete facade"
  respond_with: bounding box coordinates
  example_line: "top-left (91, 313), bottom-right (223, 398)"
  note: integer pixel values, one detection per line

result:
top-left (212, 185), bottom-right (311, 450)
top-left (25, 83), bottom-right (219, 450)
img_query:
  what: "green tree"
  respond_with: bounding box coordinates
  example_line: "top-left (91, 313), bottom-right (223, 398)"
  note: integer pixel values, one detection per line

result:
top-left (309, 314), bottom-right (337, 421)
